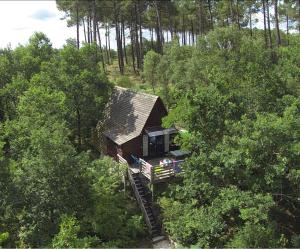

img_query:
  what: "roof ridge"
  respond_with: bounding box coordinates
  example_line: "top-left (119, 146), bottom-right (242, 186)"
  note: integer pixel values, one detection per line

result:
top-left (114, 86), bottom-right (158, 99)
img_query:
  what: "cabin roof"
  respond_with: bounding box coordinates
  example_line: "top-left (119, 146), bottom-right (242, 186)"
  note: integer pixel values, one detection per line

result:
top-left (103, 86), bottom-right (159, 145)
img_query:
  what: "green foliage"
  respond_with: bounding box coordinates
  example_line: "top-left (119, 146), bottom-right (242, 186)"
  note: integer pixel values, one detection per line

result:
top-left (0, 232), bottom-right (9, 248)
top-left (84, 157), bottom-right (147, 247)
top-left (52, 215), bottom-right (98, 248)
top-left (157, 27), bottom-right (300, 247)
top-left (143, 50), bottom-right (161, 93)
top-left (226, 223), bottom-right (285, 248)
top-left (115, 75), bottom-right (134, 88)
top-left (291, 235), bottom-right (300, 248)
top-left (32, 43), bottom-right (112, 148)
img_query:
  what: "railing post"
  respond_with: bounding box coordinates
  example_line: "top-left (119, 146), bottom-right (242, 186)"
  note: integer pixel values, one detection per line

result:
top-left (150, 166), bottom-right (154, 184)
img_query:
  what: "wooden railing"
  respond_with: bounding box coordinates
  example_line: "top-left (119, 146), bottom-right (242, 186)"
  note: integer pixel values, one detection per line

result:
top-left (127, 168), bottom-right (153, 233)
top-left (117, 154), bottom-right (128, 165)
top-left (140, 158), bottom-right (185, 183)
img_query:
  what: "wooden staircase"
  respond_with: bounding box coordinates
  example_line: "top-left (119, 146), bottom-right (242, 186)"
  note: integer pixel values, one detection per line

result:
top-left (128, 170), bottom-right (165, 242)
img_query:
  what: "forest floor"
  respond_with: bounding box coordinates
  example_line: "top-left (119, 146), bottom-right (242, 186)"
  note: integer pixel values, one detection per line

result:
top-left (106, 61), bottom-right (143, 86)
top-left (106, 61), bottom-right (158, 96)
top-left (153, 239), bottom-right (172, 249)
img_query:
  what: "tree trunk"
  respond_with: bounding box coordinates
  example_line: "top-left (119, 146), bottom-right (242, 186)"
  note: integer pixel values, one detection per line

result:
top-left (83, 18), bottom-right (87, 43)
top-left (166, 30), bottom-right (169, 42)
top-left (97, 23), bottom-right (106, 71)
top-left (230, 0), bottom-right (234, 25)
top-left (191, 21), bottom-right (195, 44)
top-left (130, 23), bottom-right (136, 74)
top-left (286, 7), bottom-right (289, 45)
top-left (93, 0), bottom-right (97, 43)
top-left (121, 18), bottom-right (128, 65)
top-left (150, 27), bottom-right (154, 49)
top-left (298, 0), bottom-right (300, 33)
top-left (274, 0), bottom-right (281, 46)
top-left (167, 8), bottom-right (173, 40)
top-left (236, 0), bottom-right (241, 29)
top-left (249, 8), bottom-right (253, 37)
top-left (76, 3), bottom-right (79, 48)
top-left (89, 15), bottom-right (93, 43)
top-left (154, 1), bottom-right (163, 53)
top-left (108, 24), bottom-right (111, 63)
top-left (134, 4), bottom-right (141, 70)
top-left (113, 0), bottom-right (124, 74)
top-left (87, 17), bottom-right (90, 44)
top-left (208, 0), bottom-right (213, 30)
top-left (262, 0), bottom-right (268, 47)
top-left (266, 0), bottom-right (273, 49)
top-left (138, 2), bottom-right (143, 66)
top-left (105, 23), bottom-right (109, 64)
top-left (182, 15), bottom-right (186, 45)
top-left (198, 1), bottom-right (202, 36)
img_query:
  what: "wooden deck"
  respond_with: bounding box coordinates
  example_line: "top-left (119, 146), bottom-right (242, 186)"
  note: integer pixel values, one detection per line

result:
top-left (138, 156), bottom-right (184, 183)
top-left (118, 154), bottom-right (185, 184)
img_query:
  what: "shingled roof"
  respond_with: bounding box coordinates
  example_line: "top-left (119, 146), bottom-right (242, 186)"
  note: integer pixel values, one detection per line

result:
top-left (103, 86), bottom-right (159, 145)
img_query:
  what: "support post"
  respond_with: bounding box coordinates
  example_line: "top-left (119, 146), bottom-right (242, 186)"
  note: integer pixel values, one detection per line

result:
top-left (151, 183), bottom-right (154, 203)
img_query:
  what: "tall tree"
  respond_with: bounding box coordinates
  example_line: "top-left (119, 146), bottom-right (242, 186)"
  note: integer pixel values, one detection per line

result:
top-left (274, 0), bottom-right (281, 46)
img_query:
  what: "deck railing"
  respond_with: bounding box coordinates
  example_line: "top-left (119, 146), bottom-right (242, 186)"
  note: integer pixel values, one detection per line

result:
top-left (127, 168), bottom-right (153, 232)
top-left (117, 154), bottom-right (128, 165)
top-left (140, 158), bottom-right (185, 183)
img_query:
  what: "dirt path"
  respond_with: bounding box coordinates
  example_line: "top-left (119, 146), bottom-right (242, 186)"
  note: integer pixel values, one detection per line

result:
top-left (153, 239), bottom-right (172, 249)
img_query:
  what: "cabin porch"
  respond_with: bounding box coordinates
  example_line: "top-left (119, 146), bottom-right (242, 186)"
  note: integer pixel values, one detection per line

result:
top-left (119, 150), bottom-right (189, 184)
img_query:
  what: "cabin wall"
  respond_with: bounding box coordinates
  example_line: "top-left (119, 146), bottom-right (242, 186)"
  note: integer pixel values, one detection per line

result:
top-left (106, 137), bottom-right (118, 160)
top-left (144, 98), bottom-right (168, 129)
top-left (121, 135), bottom-right (143, 162)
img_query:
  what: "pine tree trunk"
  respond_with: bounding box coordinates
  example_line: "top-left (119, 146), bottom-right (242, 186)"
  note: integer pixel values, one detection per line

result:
top-left (93, 0), bottom-right (97, 43)
top-left (198, 1), bottom-right (202, 36)
top-left (113, 0), bottom-right (124, 74)
top-left (154, 1), bottom-right (163, 53)
top-left (121, 18), bottom-right (128, 65)
top-left (130, 23), bottom-right (136, 74)
top-left (166, 30), bottom-right (169, 42)
top-left (182, 15), bottom-right (186, 45)
top-left (89, 15), bottom-right (93, 43)
top-left (208, 0), bottom-right (213, 30)
top-left (83, 19), bottom-right (87, 43)
top-left (108, 24), bottom-right (111, 63)
top-left (167, 8), bottom-right (173, 40)
top-left (150, 27), bottom-right (154, 49)
top-left (137, 2), bottom-right (143, 66)
top-left (105, 24), bottom-right (109, 64)
top-left (97, 23), bottom-right (106, 71)
top-left (134, 4), bottom-right (141, 70)
top-left (274, 0), bottom-right (281, 46)
top-left (286, 8), bottom-right (289, 45)
top-left (76, 3), bottom-right (79, 48)
top-left (262, 0), bottom-right (268, 47)
top-left (87, 17), bottom-right (91, 44)
top-left (230, 0), bottom-right (234, 25)
top-left (266, 0), bottom-right (273, 49)
top-left (191, 21), bottom-right (195, 44)
top-left (236, 0), bottom-right (241, 29)
top-left (298, 0), bottom-right (300, 33)
top-left (249, 8), bottom-right (253, 37)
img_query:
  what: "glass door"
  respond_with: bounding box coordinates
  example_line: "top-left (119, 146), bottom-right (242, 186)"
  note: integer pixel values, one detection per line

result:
top-left (148, 135), bottom-right (164, 157)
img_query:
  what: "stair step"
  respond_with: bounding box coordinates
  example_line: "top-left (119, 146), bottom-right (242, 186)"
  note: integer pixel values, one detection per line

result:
top-left (152, 235), bottom-right (165, 243)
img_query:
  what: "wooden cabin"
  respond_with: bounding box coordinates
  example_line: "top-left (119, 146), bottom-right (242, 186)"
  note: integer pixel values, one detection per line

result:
top-left (102, 86), bottom-right (178, 162)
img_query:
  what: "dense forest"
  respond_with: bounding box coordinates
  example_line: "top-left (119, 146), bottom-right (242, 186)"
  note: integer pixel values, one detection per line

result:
top-left (1, 0), bottom-right (300, 248)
